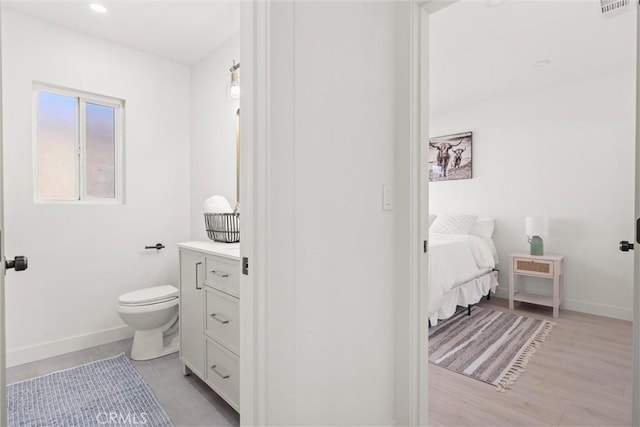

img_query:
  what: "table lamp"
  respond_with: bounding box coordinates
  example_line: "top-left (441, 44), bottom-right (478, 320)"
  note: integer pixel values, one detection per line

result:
top-left (526, 217), bottom-right (548, 256)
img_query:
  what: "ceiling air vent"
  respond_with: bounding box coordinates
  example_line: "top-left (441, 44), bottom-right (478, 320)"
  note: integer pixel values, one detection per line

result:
top-left (598, 0), bottom-right (632, 17)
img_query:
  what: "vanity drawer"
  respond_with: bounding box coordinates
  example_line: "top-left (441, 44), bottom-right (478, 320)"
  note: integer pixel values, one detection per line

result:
top-left (206, 339), bottom-right (240, 411)
top-left (205, 256), bottom-right (239, 297)
top-left (513, 257), bottom-right (553, 278)
top-left (205, 288), bottom-right (239, 355)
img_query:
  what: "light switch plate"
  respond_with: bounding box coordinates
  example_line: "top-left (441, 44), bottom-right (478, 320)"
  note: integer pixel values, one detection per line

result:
top-left (383, 184), bottom-right (392, 211)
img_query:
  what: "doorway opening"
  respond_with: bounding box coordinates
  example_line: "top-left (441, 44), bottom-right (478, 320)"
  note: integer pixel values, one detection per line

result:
top-left (424, 1), bottom-right (636, 425)
top-left (0, 2), bottom-right (245, 425)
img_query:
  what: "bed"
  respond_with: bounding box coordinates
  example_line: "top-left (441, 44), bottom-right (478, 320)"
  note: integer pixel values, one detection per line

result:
top-left (428, 215), bottom-right (499, 325)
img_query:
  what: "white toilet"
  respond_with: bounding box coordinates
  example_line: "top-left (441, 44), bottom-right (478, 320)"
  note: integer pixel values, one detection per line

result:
top-left (116, 285), bottom-right (180, 361)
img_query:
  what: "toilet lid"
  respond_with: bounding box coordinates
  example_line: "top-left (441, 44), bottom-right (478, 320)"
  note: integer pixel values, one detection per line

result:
top-left (118, 285), bottom-right (179, 306)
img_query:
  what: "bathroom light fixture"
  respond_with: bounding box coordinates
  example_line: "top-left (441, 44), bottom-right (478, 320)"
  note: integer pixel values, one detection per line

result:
top-left (228, 60), bottom-right (240, 101)
top-left (89, 3), bottom-right (108, 14)
top-left (534, 59), bottom-right (551, 68)
top-left (526, 217), bottom-right (548, 256)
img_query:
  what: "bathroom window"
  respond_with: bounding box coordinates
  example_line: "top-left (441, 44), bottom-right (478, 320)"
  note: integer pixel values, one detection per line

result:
top-left (34, 84), bottom-right (124, 203)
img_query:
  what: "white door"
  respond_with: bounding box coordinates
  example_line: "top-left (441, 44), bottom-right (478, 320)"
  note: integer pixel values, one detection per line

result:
top-left (0, 6), bottom-right (30, 424)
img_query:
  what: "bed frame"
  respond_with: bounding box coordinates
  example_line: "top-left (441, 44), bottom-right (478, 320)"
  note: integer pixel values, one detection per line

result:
top-left (465, 268), bottom-right (499, 315)
top-left (429, 268), bottom-right (499, 327)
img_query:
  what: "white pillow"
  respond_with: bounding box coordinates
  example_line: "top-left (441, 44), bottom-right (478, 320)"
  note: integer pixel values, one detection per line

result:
top-left (469, 218), bottom-right (495, 239)
top-left (430, 214), bottom-right (477, 235)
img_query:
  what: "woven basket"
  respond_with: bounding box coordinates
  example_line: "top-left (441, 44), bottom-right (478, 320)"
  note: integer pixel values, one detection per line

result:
top-left (204, 213), bottom-right (240, 243)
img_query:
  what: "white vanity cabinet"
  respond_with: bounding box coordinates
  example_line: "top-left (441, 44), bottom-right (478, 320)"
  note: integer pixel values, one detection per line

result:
top-left (178, 241), bottom-right (241, 412)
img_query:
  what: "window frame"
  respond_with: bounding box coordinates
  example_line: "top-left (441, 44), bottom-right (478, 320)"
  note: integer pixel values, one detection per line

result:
top-left (32, 82), bottom-right (125, 204)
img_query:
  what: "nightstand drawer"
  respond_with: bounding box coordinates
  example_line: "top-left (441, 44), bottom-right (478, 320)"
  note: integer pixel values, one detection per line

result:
top-left (513, 257), bottom-right (553, 277)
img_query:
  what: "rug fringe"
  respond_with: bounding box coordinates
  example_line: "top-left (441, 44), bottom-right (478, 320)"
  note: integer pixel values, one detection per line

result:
top-left (496, 320), bottom-right (555, 392)
top-left (496, 320), bottom-right (555, 393)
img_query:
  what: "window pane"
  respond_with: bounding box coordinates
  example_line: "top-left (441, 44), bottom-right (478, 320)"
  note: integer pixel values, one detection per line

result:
top-left (85, 102), bottom-right (116, 198)
top-left (37, 92), bottom-right (77, 200)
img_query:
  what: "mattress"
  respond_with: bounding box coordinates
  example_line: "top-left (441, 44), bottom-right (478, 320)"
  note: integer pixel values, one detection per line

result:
top-left (428, 233), bottom-right (498, 324)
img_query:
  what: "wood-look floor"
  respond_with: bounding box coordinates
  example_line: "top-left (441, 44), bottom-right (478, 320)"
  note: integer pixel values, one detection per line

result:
top-left (429, 298), bottom-right (632, 427)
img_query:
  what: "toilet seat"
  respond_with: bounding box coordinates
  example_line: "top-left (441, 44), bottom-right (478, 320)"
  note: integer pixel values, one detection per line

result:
top-left (117, 297), bottom-right (179, 314)
top-left (118, 285), bottom-right (178, 307)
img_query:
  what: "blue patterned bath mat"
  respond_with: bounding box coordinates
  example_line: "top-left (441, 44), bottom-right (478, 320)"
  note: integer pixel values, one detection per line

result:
top-left (8, 353), bottom-right (172, 427)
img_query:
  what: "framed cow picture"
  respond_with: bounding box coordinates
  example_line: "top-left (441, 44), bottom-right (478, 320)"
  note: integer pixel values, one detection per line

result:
top-left (428, 131), bottom-right (472, 182)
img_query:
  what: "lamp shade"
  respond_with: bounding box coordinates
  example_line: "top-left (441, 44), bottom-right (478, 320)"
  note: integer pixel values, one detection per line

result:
top-left (526, 217), bottom-right (548, 237)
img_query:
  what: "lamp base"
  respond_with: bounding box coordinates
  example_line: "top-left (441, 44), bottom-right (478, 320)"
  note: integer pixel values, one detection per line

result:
top-left (529, 236), bottom-right (544, 256)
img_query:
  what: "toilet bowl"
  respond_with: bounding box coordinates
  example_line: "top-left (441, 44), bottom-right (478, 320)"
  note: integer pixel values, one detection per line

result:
top-left (116, 285), bottom-right (180, 361)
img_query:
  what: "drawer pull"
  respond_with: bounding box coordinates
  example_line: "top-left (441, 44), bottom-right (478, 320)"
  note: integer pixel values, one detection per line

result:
top-left (210, 313), bottom-right (230, 324)
top-left (211, 365), bottom-right (230, 379)
top-left (211, 270), bottom-right (230, 278)
top-left (195, 262), bottom-right (202, 290)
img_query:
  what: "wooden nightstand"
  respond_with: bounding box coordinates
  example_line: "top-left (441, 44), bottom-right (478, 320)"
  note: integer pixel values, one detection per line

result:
top-left (509, 252), bottom-right (564, 318)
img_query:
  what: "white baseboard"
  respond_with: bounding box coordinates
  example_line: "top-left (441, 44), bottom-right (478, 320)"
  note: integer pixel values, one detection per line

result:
top-left (6, 325), bottom-right (134, 368)
top-left (492, 289), bottom-right (632, 321)
top-left (561, 298), bottom-right (632, 321)
top-left (494, 288), bottom-right (509, 299)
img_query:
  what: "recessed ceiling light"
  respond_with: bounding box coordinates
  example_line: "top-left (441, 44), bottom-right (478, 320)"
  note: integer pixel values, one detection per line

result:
top-left (89, 3), bottom-right (108, 14)
top-left (487, 0), bottom-right (507, 6)
top-left (534, 59), bottom-right (551, 68)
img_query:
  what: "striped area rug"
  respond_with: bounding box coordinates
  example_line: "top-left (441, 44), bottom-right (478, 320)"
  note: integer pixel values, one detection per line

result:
top-left (429, 306), bottom-right (554, 391)
top-left (8, 353), bottom-right (172, 427)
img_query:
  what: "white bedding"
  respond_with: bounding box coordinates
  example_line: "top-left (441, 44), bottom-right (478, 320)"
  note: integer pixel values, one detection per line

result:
top-left (429, 233), bottom-right (497, 320)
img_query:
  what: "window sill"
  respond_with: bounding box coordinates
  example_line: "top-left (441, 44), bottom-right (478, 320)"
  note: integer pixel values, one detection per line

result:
top-left (34, 199), bottom-right (124, 206)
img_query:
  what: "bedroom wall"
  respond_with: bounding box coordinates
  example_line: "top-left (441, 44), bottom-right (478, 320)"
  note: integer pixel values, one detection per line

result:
top-left (190, 33), bottom-right (240, 241)
top-left (429, 69), bottom-right (635, 320)
top-left (2, 10), bottom-right (191, 365)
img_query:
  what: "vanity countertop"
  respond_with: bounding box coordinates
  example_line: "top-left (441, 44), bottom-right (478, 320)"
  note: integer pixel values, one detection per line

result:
top-left (178, 241), bottom-right (240, 261)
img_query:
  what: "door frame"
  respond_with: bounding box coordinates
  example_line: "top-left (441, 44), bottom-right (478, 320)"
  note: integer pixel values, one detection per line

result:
top-left (0, 3), bottom-right (6, 425)
top-left (634, 3), bottom-right (640, 425)
top-left (239, 0), bottom-right (269, 425)
top-left (409, 2), bottom-right (455, 424)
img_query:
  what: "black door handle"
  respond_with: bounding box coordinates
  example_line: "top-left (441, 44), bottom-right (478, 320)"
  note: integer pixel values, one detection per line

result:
top-left (620, 241), bottom-right (634, 252)
top-left (5, 256), bottom-right (28, 271)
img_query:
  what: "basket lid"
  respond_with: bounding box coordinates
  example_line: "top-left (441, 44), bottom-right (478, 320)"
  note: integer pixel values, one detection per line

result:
top-left (118, 285), bottom-right (178, 306)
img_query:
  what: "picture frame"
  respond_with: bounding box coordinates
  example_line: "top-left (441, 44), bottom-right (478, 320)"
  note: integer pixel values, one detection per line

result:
top-left (428, 131), bottom-right (472, 182)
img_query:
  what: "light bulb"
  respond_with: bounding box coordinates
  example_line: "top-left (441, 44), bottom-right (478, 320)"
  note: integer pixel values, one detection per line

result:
top-left (228, 61), bottom-right (240, 101)
top-left (229, 83), bottom-right (240, 101)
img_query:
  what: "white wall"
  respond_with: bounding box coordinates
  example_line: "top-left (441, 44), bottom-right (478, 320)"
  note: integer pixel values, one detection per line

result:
top-left (190, 34), bottom-right (240, 241)
top-left (259, 2), bottom-right (402, 424)
top-left (2, 11), bottom-right (191, 365)
top-left (430, 70), bottom-right (636, 320)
